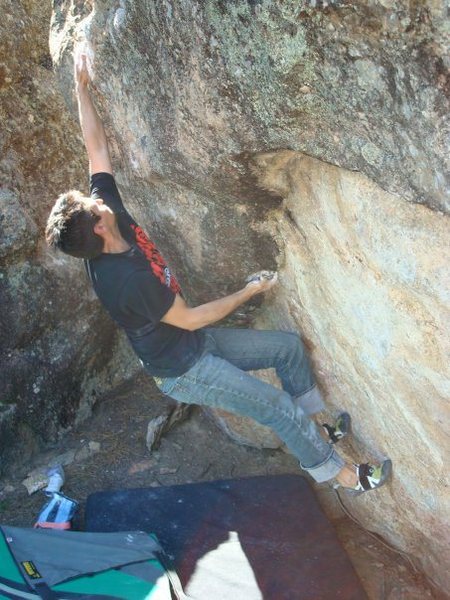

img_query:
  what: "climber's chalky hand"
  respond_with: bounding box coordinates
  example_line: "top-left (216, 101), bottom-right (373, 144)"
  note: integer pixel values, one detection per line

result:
top-left (74, 49), bottom-right (91, 89)
top-left (245, 270), bottom-right (278, 295)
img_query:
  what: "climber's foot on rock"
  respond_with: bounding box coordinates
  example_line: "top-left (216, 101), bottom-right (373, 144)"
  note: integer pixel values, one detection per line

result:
top-left (322, 412), bottom-right (351, 444)
top-left (336, 459), bottom-right (392, 494)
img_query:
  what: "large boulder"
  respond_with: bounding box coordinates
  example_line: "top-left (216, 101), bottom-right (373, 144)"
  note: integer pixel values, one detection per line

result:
top-left (0, 0), bottom-right (137, 474)
top-left (48, 0), bottom-right (448, 591)
top-left (253, 149), bottom-right (449, 591)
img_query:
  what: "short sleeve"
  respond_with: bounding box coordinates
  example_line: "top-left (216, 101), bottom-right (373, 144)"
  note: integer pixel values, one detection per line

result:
top-left (119, 270), bottom-right (176, 325)
top-left (90, 172), bottom-right (125, 214)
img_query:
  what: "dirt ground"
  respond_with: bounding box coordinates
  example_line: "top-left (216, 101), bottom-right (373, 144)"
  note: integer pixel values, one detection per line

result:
top-left (0, 373), bottom-right (443, 599)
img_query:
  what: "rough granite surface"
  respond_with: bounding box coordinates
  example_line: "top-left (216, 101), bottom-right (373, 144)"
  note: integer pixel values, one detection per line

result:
top-left (0, 0), bottom-right (138, 475)
top-left (2, 0), bottom-right (447, 593)
top-left (49, 0), bottom-right (449, 591)
top-left (253, 150), bottom-right (449, 593)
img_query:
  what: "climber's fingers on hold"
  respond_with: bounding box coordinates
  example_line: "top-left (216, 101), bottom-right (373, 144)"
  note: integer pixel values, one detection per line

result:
top-left (74, 45), bottom-right (91, 86)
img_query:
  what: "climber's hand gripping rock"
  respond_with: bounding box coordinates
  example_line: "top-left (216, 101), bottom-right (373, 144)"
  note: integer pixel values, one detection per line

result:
top-left (245, 270), bottom-right (278, 294)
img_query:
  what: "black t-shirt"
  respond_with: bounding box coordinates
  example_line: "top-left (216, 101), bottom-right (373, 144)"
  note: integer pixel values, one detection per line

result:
top-left (85, 172), bottom-right (205, 377)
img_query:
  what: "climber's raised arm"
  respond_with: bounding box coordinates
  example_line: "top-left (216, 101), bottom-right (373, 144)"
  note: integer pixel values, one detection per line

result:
top-left (161, 275), bottom-right (277, 331)
top-left (74, 51), bottom-right (112, 176)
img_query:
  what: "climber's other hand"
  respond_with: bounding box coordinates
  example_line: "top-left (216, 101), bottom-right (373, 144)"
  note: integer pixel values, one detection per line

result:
top-left (74, 49), bottom-right (91, 89)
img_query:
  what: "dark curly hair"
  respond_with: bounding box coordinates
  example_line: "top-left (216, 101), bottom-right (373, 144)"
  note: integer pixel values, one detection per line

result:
top-left (46, 190), bottom-right (103, 259)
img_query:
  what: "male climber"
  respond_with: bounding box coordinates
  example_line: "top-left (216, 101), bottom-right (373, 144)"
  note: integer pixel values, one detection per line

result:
top-left (46, 51), bottom-right (392, 494)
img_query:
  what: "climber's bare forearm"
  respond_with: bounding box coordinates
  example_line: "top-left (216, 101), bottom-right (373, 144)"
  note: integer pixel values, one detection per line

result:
top-left (162, 289), bottom-right (254, 331)
top-left (74, 52), bottom-right (112, 174)
top-left (188, 288), bottom-right (255, 330)
top-left (162, 275), bottom-right (277, 331)
top-left (76, 85), bottom-right (112, 174)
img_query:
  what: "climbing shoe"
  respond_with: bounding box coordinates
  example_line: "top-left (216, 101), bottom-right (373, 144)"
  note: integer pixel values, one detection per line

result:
top-left (347, 459), bottom-right (392, 494)
top-left (322, 412), bottom-right (351, 444)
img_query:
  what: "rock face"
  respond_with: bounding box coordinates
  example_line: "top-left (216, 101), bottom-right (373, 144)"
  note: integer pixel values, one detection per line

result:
top-left (253, 150), bottom-right (449, 589)
top-left (47, 0), bottom-right (448, 592)
top-left (0, 0), bottom-right (137, 475)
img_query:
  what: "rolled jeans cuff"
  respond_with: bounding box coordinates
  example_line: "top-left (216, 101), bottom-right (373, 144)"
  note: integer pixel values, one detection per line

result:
top-left (301, 447), bottom-right (345, 483)
top-left (293, 385), bottom-right (325, 416)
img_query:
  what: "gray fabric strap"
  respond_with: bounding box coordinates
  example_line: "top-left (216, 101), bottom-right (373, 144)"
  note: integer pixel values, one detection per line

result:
top-left (0, 578), bottom-right (39, 599)
top-left (33, 582), bottom-right (58, 600)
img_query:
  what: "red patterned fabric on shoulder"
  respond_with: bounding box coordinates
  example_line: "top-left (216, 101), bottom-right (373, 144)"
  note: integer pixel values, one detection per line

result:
top-left (131, 224), bottom-right (181, 294)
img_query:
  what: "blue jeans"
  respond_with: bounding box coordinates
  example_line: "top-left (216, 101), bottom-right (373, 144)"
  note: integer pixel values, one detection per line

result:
top-left (153, 328), bottom-right (345, 483)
